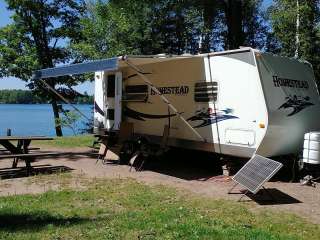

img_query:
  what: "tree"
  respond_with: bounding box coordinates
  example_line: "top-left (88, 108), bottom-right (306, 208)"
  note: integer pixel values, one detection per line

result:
top-left (242, 0), bottom-right (268, 49)
top-left (150, 0), bottom-right (203, 54)
top-left (222, 0), bottom-right (245, 50)
top-left (269, 0), bottom-right (320, 83)
top-left (72, 0), bottom-right (155, 59)
top-left (55, 110), bottom-right (81, 136)
top-left (73, 0), bottom-right (215, 57)
top-left (0, 0), bottom-right (86, 136)
top-left (74, 0), bottom-right (267, 59)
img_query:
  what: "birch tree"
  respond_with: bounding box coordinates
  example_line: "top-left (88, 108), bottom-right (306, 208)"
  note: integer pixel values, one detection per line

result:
top-left (270, 0), bottom-right (320, 83)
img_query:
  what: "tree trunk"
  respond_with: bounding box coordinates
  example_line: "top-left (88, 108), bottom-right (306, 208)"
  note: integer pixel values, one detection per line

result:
top-left (224, 0), bottom-right (244, 50)
top-left (294, 0), bottom-right (300, 58)
top-left (200, 0), bottom-right (216, 53)
top-left (51, 99), bottom-right (63, 137)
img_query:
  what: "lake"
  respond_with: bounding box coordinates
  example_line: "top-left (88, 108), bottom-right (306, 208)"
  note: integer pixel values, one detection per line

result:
top-left (0, 104), bottom-right (93, 137)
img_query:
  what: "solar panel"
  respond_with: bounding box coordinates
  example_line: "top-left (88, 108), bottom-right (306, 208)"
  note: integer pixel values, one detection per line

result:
top-left (232, 155), bottom-right (283, 194)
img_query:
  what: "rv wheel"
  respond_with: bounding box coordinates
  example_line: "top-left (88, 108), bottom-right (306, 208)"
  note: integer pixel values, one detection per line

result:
top-left (119, 141), bottom-right (136, 165)
top-left (298, 158), bottom-right (304, 171)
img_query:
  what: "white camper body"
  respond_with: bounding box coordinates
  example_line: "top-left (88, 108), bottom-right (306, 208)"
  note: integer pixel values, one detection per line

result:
top-left (91, 48), bottom-right (320, 158)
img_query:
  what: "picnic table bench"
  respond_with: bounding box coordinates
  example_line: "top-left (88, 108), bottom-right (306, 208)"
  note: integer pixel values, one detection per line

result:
top-left (0, 147), bottom-right (40, 152)
top-left (0, 152), bottom-right (61, 159)
top-left (0, 136), bottom-right (55, 172)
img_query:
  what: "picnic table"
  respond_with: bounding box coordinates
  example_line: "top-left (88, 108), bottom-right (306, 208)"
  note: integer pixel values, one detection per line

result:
top-left (0, 136), bottom-right (54, 172)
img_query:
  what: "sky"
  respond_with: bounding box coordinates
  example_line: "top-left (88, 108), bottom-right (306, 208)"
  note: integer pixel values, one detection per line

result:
top-left (0, 0), bottom-right (273, 95)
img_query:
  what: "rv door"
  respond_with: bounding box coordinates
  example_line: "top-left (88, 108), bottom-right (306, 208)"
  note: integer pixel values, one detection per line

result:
top-left (104, 72), bottom-right (122, 130)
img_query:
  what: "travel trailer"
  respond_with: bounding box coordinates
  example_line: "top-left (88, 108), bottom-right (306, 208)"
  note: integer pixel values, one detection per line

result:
top-left (34, 47), bottom-right (320, 159)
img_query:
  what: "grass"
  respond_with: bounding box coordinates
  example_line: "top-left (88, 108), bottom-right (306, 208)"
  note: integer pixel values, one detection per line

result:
top-left (33, 135), bottom-right (95, 148)
top-left (0, 175), bottom-right (318, 240)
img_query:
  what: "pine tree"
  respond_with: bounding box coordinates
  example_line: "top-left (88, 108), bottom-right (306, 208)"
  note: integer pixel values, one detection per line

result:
top-left (243, 0), bottom-right (268, 49)
top-left (222, 0), bottom-right (245, 50)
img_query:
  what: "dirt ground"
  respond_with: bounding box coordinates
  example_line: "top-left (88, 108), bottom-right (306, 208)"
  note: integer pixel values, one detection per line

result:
top-left (0, 146), bottom-right (319, 224)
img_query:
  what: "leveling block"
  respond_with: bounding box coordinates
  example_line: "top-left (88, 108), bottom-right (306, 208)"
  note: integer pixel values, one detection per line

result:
top-left (228, 154), bottom-right (283, 202)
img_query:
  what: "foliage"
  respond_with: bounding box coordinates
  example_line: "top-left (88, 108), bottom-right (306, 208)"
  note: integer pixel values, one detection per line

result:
top-left (0, 175), bottom-right (319, 239)
top-left (242, 0), bottom-right (268, 49)
top-left (0, 89), bottom-right (42, 104)
top-left (73, 0), bottom-right (202, 56)
top-left (269, 0), bottom-right (320, 82)
top-left (80, 106), bottom-right (94, 134)
top-left (0, 0), bottom-right (87, 136)
top-left (74, 91), bottom-right (94, 104)
top-left (0, 0), bottom-right (86, 80)
top-left (74, 0), bottom-right (268, 57)
top-left (55, 110), bottom-right (81, 135)
top-left (0, 89), bottom-right (93, 104)
top-left (72, 0), bottom-right (154, 59)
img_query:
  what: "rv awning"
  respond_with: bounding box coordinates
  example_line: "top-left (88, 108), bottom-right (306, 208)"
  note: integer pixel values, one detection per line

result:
top-left (32, 55), bottom-right (194, 79)
top-left (33, 57), bottom-right (119, 79)
top-left (118, 55), bottom-right (193, 68)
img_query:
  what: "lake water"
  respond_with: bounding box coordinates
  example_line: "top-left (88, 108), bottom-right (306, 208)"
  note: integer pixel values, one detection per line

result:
top-left (0, 104), bottom-right (93, 137)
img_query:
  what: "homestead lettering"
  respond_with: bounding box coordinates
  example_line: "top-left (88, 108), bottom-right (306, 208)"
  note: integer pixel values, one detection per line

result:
top-left (151, 86), bottom-right (189, 95)
top-left (273, 76), bottom-right (309, 89)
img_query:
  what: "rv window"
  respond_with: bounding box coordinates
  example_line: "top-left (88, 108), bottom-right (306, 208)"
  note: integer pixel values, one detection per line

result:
top-left (194, 82), bottom-right (218, 102)
top-left (123, 84), bottom-right (148, 102)
top-left (107, 75), bottom-right (115, 98)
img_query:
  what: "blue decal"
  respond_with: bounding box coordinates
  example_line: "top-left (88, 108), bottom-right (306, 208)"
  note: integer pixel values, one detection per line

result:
top-left (187, 108), bottom-right (238, 128)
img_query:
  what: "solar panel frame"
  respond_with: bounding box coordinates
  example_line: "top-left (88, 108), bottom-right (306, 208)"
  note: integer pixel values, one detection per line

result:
top-left (232, 155), bottom-right (283, 194)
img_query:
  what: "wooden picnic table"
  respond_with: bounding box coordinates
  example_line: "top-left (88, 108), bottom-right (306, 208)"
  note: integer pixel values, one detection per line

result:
top-left (0, 136), bottom-right (53, 171)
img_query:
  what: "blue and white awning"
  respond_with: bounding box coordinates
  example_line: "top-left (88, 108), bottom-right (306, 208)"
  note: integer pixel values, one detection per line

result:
top-left (32, 54), bottom-right (196, 79)
top-left (33, 57), bottom-right (118, 79)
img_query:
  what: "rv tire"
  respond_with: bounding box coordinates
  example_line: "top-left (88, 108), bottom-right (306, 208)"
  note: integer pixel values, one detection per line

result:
top-left (119, 141), bottom-right (136, 165)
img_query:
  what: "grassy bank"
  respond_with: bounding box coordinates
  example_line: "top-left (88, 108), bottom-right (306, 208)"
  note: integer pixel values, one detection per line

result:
top-left (0, 175), bottom-right (318, 240)
top-left (33, 135), bottom-right (95, 148)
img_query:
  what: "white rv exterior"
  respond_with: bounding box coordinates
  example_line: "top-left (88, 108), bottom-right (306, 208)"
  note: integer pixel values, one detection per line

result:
top-left (91, 48), bottom-right (320, 158)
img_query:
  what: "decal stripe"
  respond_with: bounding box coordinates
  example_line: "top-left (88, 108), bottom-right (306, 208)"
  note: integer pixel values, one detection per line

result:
top-left (124, 106), bottom-right (176, 121)
top-left (192, 115), bottom-right (238, 128)
top-left (94, 101), bottom-right (105, 116)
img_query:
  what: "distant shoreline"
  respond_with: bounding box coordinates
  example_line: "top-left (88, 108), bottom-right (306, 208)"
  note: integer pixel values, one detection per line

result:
top-left (0, 89), bottom-right (93, 105)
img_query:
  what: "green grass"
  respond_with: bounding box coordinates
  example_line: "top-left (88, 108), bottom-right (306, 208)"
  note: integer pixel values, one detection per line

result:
top-left (0, 175), bottom-right (318, 240)
top-left (34, 135), bottom-right (95, 148)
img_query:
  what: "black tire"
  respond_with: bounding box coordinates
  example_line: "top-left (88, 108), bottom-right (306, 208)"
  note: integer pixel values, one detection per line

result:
top-left (119, 141), bottom-right (136, 165)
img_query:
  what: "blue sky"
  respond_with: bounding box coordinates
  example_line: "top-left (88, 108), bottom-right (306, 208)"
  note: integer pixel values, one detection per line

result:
top-left (263, 0), bottom-right (273, 9)
top-left (0, 0), bottom-right (273, 95)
